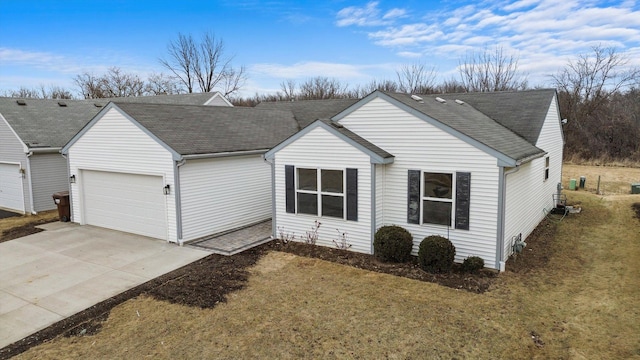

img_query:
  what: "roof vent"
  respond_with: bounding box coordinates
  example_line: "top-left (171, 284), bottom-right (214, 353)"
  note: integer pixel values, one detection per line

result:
top-left (454, 99), bottom-right (465, 105)
top-left (410, 94), bottom-right (424, 102)
top-left (94, 103), bottom-right (103, 107)
top-left (435, 97), bottom-right (446, 104)
top-left (58, 101), bottom-right (67, 107)
top-left (16, 99), bottom-right (26, 106)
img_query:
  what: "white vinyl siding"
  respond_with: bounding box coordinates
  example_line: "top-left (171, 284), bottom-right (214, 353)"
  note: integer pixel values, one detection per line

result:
top-left (339, 97), bottom-right (501, 267)
top-left (179, 155), bottom-right (271, 241)
top-left (67, 107), bottom-right (177, 242)
top-left (29, 153), bottom-right (69, 212)
top-left (82, 170), bottom-right (167, 239)
top-left (274, 126), bottom-right (373, 254)
top-left (375, 164), bottom-right (385, 228)
top-left (503, 96), bottom-right (564, 260)
top-left (0, 115), bottom-right (29, 213)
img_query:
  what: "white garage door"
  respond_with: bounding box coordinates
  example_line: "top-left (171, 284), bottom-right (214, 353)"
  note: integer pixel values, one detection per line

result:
top-left (82, 170), bottom-right (167, 239)
top-left (0, 163), bottom-right (24, 212)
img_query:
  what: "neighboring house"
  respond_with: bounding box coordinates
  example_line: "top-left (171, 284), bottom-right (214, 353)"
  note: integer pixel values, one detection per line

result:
top-left (0, 92), bottom-right (230, 214)
top-left (265, 89), bottom-right (564, 270)
top-left (61, 102), bottom-right (298, 243)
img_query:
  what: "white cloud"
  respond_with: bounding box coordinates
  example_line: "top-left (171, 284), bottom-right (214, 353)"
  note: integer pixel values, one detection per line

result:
top-left (370, 24), bottom-right (444, 46)
top-left (383, 8), bottom-right (407, 20)
top-left (397, 51), bottom-right (423, 58)
top-left (336, 1), bottom-right (384, 27)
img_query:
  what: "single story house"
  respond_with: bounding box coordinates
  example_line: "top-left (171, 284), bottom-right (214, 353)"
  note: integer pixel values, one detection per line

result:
top-left (61, 102), bottom-right (298, 243)
top-left (265, 89), bottom-right (564, 271)
top-left (0, 92), bottom-right (230, 214)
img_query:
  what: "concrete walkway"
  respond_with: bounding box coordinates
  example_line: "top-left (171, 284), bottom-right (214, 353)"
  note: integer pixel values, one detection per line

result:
top-left (0, 222), bottom-right (210, 348)
top-left (188, 220), bottom-right (272, 255)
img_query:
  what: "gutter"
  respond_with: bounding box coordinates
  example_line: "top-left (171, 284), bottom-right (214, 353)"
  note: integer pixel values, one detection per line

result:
top-left (262, 155), bottom-right (277, 240)
top-left (516, 151), bottom-right (547, 166)
top-left (182, 149), bottom-right (269, 160)
top-left (496, 165), bottom-right (521, 271)
top-left (29, 147), bottom-right (62, 154)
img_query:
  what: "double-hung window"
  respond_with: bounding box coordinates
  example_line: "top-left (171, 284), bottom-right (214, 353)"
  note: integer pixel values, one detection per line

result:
top-left (408, 170), bottom-right (470, 230)
top-left (296, 168), bottom-right (344, 219)
top-left (544, 157), bottom-right (550, 181)
top-left (422, 172), bottom-right (453, 226)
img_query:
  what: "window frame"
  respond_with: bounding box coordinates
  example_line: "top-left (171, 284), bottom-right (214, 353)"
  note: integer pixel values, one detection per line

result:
top-left (544, 156), bottom-right (550, 181)
top-left (295, 167), bottom-right (346, 219)
top-left (421, 171), bottom-right (455, 227)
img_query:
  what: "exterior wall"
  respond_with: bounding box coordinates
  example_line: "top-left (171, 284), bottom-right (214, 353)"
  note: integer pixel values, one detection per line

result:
top-left (503, 96), bottom-right (564, 260)
top-left (205, 94), bottom-right (233, 107)
top-left (29, 153), bottom-right (69, 212)
top-left (339, 97), bottom-right (501, 267)
top-left (274, 126), bottom-right (373, 254)
top-left (67, 107), bottom-right (177, 242)
top-left (180, 155), bottom-right (271, 241)
top-left (0, 114), bottom-right (29, 213)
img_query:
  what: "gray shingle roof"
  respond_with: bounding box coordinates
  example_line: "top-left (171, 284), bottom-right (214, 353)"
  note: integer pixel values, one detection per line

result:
top-left (112, 102), bottom-right (299, 155)
top-left (381, 92), bottom-right (545, 162)
top-left (445, 89), bottom-right (556, 144)
top-left (0, 93), bottom-right (220, 148)
top-left (319, 119), bottom-right (394, 160)
top-left (255, 99), bottom-right (359, 128)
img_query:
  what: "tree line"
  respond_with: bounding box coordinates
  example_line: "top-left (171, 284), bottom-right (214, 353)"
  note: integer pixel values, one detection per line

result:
top-left (1, 33), bottom-right (638, 162)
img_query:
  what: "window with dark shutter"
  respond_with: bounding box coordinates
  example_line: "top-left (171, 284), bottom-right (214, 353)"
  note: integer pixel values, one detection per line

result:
top-left (285, 165), bottom-right (295, 213)
top-left (346, 168), bottom-right (358, 221)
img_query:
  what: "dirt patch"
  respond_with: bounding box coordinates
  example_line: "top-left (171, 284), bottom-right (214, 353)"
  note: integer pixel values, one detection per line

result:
top-left (506, 218), bottom-right (558, 273)
top-left (0, 218), bottom-right (57, 243)
top-left (632, 203), bottom-right (640, 221)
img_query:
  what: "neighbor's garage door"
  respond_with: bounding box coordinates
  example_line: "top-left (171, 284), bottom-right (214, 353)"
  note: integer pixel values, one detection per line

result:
top-left (0, 163), bottom-right (24, 212)
top-left (82, 170), bottom-right (167, 239)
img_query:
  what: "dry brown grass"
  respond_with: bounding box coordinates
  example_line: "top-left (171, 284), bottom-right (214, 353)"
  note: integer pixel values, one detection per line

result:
top-left (563, 164), bottom-right (640, 195)
top-left (14, 166), bottom-right (640, 359)
top-left (0, 210), bottom-right (58, 241)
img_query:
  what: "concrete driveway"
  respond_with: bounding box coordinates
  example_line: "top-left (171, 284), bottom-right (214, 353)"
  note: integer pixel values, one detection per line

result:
top-left (0, 222), bottom-right (210, 348)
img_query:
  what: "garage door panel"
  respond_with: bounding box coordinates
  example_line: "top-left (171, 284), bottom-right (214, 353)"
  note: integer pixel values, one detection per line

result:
top-left (82, 170), bottom-right (167, 239)
top-left (0, 163), bottom-right (24, 212)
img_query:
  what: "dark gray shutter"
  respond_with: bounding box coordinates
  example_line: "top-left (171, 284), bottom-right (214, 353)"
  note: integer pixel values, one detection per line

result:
top-left (285, 165), bottom-right (295, 213)
top-left (407, 170), bottom-right (420, 224)
top-left (346, 168), bottom-right (358, 221)
top-left (455, 172), bottom-right (471, 230)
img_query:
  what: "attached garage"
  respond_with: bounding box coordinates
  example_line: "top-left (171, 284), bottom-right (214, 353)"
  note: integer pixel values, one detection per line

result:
top-left (62, 102), bottom-right (298, 244)
top-left (0, 162), bottom-right (24, 212)
top-left (81, 170), bottom-right (167, 240)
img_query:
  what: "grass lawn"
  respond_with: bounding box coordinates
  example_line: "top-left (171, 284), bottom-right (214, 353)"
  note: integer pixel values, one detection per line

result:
top-left (13, 166), bottom-right (640, 359)
top-left (0, 210), bottom-right (58, 243)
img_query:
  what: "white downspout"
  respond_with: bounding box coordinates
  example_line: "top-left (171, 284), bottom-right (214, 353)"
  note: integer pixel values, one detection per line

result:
top-left (25, 151), bottom-right (36, 214)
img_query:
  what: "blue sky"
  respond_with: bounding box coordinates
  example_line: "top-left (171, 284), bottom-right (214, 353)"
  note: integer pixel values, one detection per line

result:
top-left (1, 0), bottom-right (639, 97)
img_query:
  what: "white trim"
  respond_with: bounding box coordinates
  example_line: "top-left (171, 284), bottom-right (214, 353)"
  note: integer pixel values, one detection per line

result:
top-left (420, 171), bottom-right (455, 227)
top-left (295, 167), bottom-right (346, 220)
top-left (204, 92), bottom-right (234, 107)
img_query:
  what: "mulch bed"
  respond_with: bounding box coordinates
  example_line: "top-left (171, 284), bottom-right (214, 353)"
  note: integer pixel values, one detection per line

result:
top-left (1, 219), bottom-right (558, 359)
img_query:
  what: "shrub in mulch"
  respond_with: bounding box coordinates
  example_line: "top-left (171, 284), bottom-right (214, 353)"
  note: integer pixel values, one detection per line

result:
top-left (373, 225), bottom-right (414, 263)
top-left (418, 235), bottom-right (456, 273)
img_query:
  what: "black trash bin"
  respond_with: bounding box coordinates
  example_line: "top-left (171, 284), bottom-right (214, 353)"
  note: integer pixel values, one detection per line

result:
top-left (579, 176), bottom-right (586, 189)
top-left (52, 191), bottom-right (70, 222)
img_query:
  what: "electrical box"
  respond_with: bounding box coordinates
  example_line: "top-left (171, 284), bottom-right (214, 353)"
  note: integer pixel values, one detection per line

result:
top-left (632, 183), bottom-right (640, 194)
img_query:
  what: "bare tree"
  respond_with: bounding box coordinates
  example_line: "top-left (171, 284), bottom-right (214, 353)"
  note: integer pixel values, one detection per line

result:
top-left (4, 85), bottom-right (74, 99)
top-left (146, 72), bottom-right (183, 95)
top-left (298, 77), bottom-right (350, 99)
top-left (396, 63), bottom-right (438, 94)
top-left (74, 72), bottom-right (108, 99)
top-left (100, 67), bottom-right (146, 97)
top-left (280, 79), bottom-right (297, 100)
top-left (552, 45), bottom-right (640, 161)
top-left (458, 46), bottom-right (528, 92)
top-left (160, 32), bottom-right (246, 95)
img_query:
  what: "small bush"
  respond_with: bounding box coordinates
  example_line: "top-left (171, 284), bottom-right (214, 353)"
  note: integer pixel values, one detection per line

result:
top-left (462, 256), bottom-right (485, 273)
top-left (373, 225), bottom-right (413, 263)
top-left (418, 235), bottom-right (456, 273)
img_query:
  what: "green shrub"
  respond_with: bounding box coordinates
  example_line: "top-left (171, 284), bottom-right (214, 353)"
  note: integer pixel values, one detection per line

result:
top-left (418, 235), bottom-right (456, 273)
top-left (462, 256), bottom-right (485, 273)
top-left (373, 225), bottom-right (414, 263)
